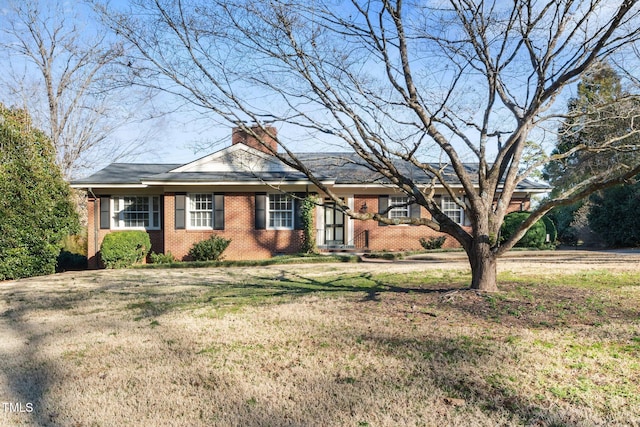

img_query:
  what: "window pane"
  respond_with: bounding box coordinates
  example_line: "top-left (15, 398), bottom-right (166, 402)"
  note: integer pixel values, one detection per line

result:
top-left (325, 207), bottom-right (333, 225)
top-left (389, 196), bottom-right (409, 219)
top-left (269, 194), bottom-right (293, 228)
top-left (442, 196), bottom-right (463, 224)
top-left (123, 196), bottom-right (150, 227)
top-left (114, 196), bottom-right (160, 228)
top-left (190, 194), bottom-right (213, 228)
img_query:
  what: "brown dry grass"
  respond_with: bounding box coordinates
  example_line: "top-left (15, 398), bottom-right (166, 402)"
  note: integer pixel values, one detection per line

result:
top-left (1, 250), bottom-right (639, 426)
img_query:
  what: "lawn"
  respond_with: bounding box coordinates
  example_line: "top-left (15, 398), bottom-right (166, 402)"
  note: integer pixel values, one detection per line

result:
top-left (1, 256), bottom-right (639, 426)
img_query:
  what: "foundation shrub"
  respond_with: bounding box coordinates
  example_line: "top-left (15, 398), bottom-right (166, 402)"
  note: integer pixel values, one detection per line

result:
top-left (150, 251), bottom-right (176, 264)
top-left (188, 235), bottom-right (231, 261)
top-left (419, 236), bottom-right (447, 250)
top-left (100, 231), bottom-right (151, 268)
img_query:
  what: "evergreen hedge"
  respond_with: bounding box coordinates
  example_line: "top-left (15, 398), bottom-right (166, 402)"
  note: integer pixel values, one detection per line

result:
top-left (0, 105), bottom-right (78, 280)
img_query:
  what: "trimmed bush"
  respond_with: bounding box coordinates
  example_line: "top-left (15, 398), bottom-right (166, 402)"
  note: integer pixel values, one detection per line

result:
top-left (500, 212), bottom-right (547, 249)
top-left (419, 236), bottom-right (447, 250)
top-left (100, 231), bottom-right (152, 269)
top-left (188, 235), bottom-right (231, 261)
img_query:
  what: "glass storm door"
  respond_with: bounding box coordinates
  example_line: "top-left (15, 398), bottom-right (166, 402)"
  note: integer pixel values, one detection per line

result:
top-left (324, 202), bottom-right (344, 246)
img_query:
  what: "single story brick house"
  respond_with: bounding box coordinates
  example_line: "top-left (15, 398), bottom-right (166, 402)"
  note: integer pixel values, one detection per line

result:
top-left (71, 126), bottom-right (548, 268)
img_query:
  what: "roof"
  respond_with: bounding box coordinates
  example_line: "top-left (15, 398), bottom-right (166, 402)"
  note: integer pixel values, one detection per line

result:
top-left (71, 145), bottom-right (549, 191)
top-left (72, 163), bottom-right (182, 186)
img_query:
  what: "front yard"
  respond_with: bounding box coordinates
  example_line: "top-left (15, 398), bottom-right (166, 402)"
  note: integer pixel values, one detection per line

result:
top-left (1, 251), bottom-right (639, 426)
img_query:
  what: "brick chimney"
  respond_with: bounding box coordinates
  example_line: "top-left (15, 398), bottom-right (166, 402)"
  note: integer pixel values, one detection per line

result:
top-left (232, 125), bottom-right (278, 154)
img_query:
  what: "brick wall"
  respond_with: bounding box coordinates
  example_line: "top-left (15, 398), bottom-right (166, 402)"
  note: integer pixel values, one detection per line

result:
top-left (164, 192), bottom-right (303, 261)
top-left (352, 195), bottom-right (530, 251)
top-left (85, 192), bottom-right (531, 268)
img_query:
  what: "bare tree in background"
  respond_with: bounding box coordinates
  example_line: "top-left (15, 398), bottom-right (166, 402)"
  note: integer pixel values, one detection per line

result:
top-left (0, 0), bottom-right (159, 179)
top-left (97, 0), bottom-right (640, 291)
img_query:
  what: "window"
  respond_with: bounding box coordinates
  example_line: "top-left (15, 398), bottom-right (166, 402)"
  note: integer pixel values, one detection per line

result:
top-left (113, 196), bottom-right (160, 229)
top-left (268, 193), bottom-right (293, 229)
top-left (442, 196), bottom-right (463, 225)
top-left (189, 193), bottom-right (213, 228)
top-left (389, 196), bottom-right (410, 219)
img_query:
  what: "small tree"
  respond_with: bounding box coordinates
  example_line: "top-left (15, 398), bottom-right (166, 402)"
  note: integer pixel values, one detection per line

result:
top-left (0, 105), bottom-right (78, 280)
top-left (0, 0), bottom-right (160, 178)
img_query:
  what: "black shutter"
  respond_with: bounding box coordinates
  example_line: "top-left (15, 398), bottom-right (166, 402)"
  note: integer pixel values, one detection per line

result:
top-left (410, 202), bottom-right (421, 225)
top-left (175, 194), bottom-right (186, 230)
top-left (99, 196), bottom-right (110, 229)
top-left (294, 193), bottom-right (305, 230)
top-left (255, 193), bottom-right (267, 230)
top-left (378, 195), bottom-right (389, 226)
top-left (213, 193), bottom-right (225, 230)
top-left (432, 195), bottom-right (442, 223)
top-left (462, 196), bottom-right (472, 226)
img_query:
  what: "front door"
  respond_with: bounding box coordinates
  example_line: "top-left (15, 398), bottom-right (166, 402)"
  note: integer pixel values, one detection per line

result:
top-left (324, 202), bottom-right (344, 246)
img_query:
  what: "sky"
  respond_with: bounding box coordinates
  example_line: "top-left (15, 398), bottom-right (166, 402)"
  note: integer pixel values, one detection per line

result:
top-left (2, 0), bottom-right (637, 181)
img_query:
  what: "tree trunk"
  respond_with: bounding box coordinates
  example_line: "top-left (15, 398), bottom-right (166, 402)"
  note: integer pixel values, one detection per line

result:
top-left (467, 243), bottom-right (498, 292)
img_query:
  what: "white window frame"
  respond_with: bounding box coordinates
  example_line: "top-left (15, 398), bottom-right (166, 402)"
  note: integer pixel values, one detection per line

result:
top-left (267, 193), bottom-right (294, 230)
top-left (442, 196), bottom-right (464, 225)
top-left (389, 195), bottom-right (410, 219)
top-left (112, 196), bottom-right (161, 230)
top-left (188, 193), bottom-right (213, 229)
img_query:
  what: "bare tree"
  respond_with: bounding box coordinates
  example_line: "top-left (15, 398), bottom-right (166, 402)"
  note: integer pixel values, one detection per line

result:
top-left (97, 0), bottom-right (640, 291)
top-left (0, 0), bottom-right (159, 178)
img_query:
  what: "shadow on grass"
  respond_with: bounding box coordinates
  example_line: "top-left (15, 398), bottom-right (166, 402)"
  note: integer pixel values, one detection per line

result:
top-left (119, 269), bottom-right (640, 329)
top-left (2, 268), bottom-right (638, 425)
top-left (207, 270), bottom-right (462, 307)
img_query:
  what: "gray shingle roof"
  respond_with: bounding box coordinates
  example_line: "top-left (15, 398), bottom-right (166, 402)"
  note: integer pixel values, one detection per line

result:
top-left (72, 164), bottom-right (181, 185)
top-left (71, 151), bottom-right (549, 191)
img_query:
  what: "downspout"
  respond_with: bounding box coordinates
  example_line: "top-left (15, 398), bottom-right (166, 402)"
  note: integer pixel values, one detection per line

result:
top-left (88, 187), bottom-right (99, 266)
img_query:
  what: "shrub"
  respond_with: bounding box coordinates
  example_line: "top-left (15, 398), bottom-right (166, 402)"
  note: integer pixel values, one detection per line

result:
top-left (100, 231), bottom-right (151, 269)
top-left (419, 236), bottom-right (447, 250)
top-left (150, 251), bottom-right (176, 264)
top-left (0, 105), bottom-right (78, 280)
top-left (500, 212), bottom-right (547, 249)
top-left (56, 250), bottom-right (88, 272)
top-left (188, 235), bottom-right (231, 261)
